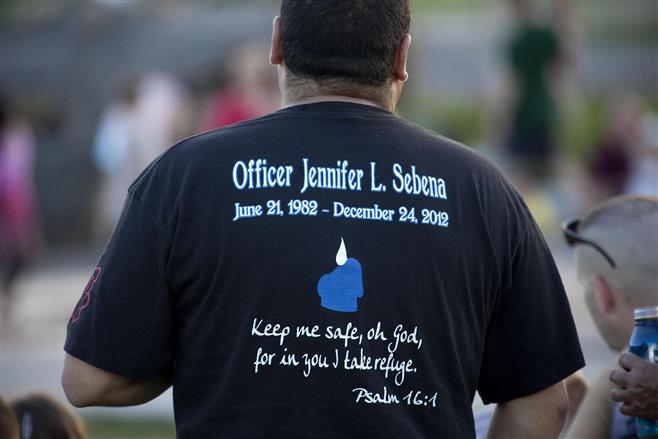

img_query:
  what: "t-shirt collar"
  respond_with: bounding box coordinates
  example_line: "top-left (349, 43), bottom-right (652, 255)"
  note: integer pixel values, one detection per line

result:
top-left (278, 100), bottom-right (395, 116)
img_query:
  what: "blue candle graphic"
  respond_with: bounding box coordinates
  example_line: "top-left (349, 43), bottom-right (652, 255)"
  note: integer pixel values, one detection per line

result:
top-left (317, 238), bottom-right (364, 312)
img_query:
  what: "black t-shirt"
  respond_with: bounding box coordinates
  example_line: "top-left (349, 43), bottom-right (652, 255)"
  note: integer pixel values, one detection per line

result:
top-left (65, 102), bottom-right (584, 438)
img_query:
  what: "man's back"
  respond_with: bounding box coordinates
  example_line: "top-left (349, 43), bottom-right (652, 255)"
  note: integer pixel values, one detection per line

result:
top-left (65, 101), bottom-right (583, 437)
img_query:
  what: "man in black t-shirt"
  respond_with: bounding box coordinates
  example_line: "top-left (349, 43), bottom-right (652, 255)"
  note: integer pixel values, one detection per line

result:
top-left (62, 1), bottom-right (584, 437)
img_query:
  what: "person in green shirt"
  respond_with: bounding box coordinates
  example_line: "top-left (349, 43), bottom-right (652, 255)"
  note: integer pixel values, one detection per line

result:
top-left (505, 0), bottom-right (563, 180)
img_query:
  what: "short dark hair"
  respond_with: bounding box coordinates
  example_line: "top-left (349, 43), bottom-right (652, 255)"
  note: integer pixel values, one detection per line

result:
top-left (10, 393), bottom-right (88, 439)
top-left (280, 0), bottom-right (411, 87)
top-left (0, 398), bottom-right (19, 439)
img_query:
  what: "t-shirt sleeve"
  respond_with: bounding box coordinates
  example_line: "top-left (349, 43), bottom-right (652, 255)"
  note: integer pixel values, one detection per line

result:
top-left (64, 191), bottom-right (173, 380)
top-left (477, 210), bottom-right (585, 404)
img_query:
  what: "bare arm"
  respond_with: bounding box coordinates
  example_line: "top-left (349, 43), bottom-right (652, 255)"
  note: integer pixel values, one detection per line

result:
top-left (562, 363), bottom-right (615, 438)
top-left (488, 381), bottom-right (569, 439)
top-left (62, 353), bottom-right (171, 407)
top-left (561, 371), bottom-right (589, 433)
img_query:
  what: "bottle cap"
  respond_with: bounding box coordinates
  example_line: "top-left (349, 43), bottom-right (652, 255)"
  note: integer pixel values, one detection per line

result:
top-left (634, 307), bottom-right (658, 320)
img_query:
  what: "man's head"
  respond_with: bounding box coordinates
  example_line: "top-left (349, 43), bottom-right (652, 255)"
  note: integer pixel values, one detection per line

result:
top-left (572, 195), bottom-right (658, 350)
top-left (0, 398), bottom-right (18, 439)
top-left (10, 393), bottom-right (88, 439)
top-left (270, 0), bottom-right (411, 111)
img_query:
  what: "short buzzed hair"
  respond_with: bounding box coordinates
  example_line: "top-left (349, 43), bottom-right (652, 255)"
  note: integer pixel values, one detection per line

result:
top-left (576, 195), bottom-right (658, 305)
top-left (280, 0), bottom-right (411, 87)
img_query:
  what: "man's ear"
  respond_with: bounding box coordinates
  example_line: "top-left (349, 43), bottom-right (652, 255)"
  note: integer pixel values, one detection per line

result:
top-left (592, 275), bottom-right (617, 314)
top-left (393, 33), bottom-right (411, 82)
top-left (270, 16), bottom-right (283, 66)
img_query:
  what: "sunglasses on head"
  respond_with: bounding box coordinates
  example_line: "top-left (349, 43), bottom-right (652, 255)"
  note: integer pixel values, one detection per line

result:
top-left (562, 218), bottom-right (617, 268)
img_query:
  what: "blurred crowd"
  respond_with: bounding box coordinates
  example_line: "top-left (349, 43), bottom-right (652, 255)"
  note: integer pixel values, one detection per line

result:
top-left (91, 42), bottom-right (279, 242)
top-left (1, 39), bottom-right (280, 311)
top-left (489, 0), bottom-right (657, 233)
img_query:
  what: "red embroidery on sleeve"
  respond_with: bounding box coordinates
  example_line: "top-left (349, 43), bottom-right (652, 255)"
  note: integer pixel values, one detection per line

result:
top-left (69, 266), bottom-right (102, 325)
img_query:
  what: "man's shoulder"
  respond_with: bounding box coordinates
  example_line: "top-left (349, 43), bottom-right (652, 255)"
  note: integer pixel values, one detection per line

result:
top-left (397, 118), bottom-right (504, 175)
top-left (170, 112), bottom-right (283, 156)
top-left (137, 109), bottom-right (504, 191)
top-left (138, 112), bottom-right (280, 173)
top-left (127, 111), bottom-right (296, 198)
top-left (165, 109), bottom-right (487, 165)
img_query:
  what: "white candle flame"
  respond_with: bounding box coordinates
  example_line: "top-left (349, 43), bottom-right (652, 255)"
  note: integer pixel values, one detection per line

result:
top-left (336, 237), bottom-right (348, 266)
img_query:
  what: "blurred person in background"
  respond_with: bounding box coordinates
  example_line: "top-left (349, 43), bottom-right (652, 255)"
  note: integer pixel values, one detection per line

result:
top-left (62, 0), bottom-right (584, 437)
top-left (489, 0), bottom-right (578, 236)
top-left (0, 94), bottom-right (41, 314)
top-left (588, 95), bottom-right (644, 202)
top-left (0, 398), bottom-right (19, 439)
top-left (10, 393), bottom-right (88, 439)
top-left (92, 73), bottom-right (192, 241)
top-left (92, 77), bottom-right (140, 241)
top-left (199, 40), bottom-right (279, 131)
top-left (501, 0), bottom-right (567, 183)
top-left (562, 195), bottom-right (658, 438)
top-left (133, 73), bottom-right (193, 169)
top-left (624, 113), bottom-right (658, 198)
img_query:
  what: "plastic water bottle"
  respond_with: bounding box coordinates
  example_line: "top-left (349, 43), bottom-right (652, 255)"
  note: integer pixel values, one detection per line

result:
top-left (629, 306), bottom-right (658, 437)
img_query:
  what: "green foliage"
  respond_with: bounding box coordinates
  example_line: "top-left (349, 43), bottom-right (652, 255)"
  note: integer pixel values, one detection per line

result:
top-left (411, 0), bottom-right (490, 14)
top-left (399, 97), bottom-right (485, 147)
top-left (558, 96), bottom-right (607, 161)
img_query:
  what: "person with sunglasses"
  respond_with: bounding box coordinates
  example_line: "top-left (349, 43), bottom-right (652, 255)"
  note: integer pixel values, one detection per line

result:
top-left (562, 194), bottom-right (658, 438)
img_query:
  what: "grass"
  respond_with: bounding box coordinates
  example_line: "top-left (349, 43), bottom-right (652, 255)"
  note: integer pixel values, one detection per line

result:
top-left (84, 417), bottom-right (175, 439)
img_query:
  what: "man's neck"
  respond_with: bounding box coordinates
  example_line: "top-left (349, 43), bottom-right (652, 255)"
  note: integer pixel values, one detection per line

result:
top-left (283, 95), bottom-right (382, 110)
top-left (278, 69), bottom-right (399, 112)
